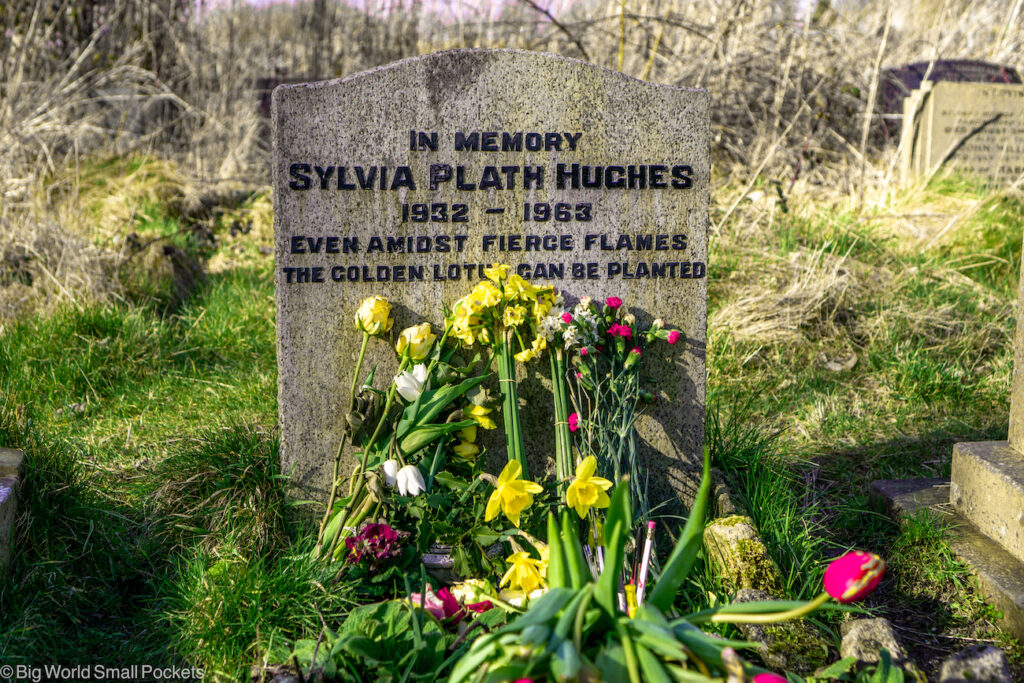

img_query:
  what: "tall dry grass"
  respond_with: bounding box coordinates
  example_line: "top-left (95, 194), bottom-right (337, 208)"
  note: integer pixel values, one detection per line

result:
top-left (1, 0), bottom-right (1022, 321)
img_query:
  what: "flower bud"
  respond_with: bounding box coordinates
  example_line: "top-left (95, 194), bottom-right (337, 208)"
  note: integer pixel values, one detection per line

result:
top-left (395, 363), bottom-right (428, 403)
top-left (652, 318), bottom-right (665, 330)
top-left (395, 322), bottom-right (436, 361)
top-left (381, 459), bottom-right (400, 488)
top-left (623, 346), bottom-right (642, 370)
top-left (824, 551), bottom-right (885, 602)
top-left (397, 464), bottom-right (426, 496)
top-left (354, 296), bottom-right (393, 336)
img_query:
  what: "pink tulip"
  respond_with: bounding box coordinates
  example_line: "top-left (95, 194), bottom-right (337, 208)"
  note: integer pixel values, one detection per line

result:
top-left (824, 551), bottom-right (886, 603)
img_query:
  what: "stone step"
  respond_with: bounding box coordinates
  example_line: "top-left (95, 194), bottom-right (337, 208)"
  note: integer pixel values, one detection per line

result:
top-left (871, 476), bottom-right (1024, 641)
top-left (951, 441), bottom-right (1024, 564)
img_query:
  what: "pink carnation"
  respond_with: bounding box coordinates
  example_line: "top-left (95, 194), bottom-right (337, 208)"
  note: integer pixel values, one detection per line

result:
top-left (667, 330), bottom-right (680, 344)
top-left (631, 347), bottom-right (641, 355)
top-left (606, 296), bottom-right (623, 309)
top-left (568, 413), bottom-right (579, 432)
top-left (579, 347), bottom-right (588, 356)
top-left (561, 312), bottom-right (572, 323)
top-left (607, 324), bottom-right (632, 338)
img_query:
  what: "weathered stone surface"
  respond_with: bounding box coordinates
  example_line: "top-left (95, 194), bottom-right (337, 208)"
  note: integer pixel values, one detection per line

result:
top-left (901, 82), bottom-right (1024, 185)
top-left (731, 589), bottom-right (830, 675)
top-left (950, 441), bottom-right (1024, 564)
top-left (872, 477), bottom-right (1024, 641)
top-left (0, 447), bottom-right (24, 478)
top-left (703, 515), bottom-right (783, 595)
top-left (273, 49), bottom-right (709, 508)
top-left (840, 618), bottom-right (921, 678)
top-left (712, 468), bottom-right (740, 516)
top-left (869, 477), bottom-right (951, 519)
top-left (939, 644), bottom-right (1011, 683)
top-left (0, 476), bottom-right (18, 573)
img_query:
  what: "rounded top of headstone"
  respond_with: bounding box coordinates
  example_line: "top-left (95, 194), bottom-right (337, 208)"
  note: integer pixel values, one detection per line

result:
top-left (272, 48), bottom-right (706, 107)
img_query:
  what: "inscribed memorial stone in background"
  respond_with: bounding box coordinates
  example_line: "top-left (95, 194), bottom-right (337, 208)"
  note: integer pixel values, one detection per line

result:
top-left (273, 49), bottom-right (709, 510)
top-left (902, 81), bottom-right (1024, 185)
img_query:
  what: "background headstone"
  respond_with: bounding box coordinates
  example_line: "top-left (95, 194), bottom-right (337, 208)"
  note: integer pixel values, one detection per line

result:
top-left (901, 81), bottom-right (1024, 185)
top-left (881, 59), bottom-right (1020, 117)
top-left (273, 49), bottom-right (709, 510)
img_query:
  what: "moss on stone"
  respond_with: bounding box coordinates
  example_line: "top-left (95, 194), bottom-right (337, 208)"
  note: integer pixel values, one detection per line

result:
top-left (733, 537), bottom-right (784, 595)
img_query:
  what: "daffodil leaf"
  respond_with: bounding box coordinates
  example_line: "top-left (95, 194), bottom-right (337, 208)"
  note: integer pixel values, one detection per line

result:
top-left (399, 375), bottom-right (490, 438)
top-left (646, 446), bottom-right (712, 613)
top-left (596, 479), bottom-right (632, 616)
top-left (495, 587), bottom-right (575, 635)
top-left (634, 642), bottom-right (672, 683)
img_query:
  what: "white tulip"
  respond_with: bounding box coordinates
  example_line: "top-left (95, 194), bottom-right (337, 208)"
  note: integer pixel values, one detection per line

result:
top-left (381, 459), bottom-right (400, 488)
top-left (395, 363), bottom-right (429, 403)
top-left (397, 464), bottom-right (426, 496)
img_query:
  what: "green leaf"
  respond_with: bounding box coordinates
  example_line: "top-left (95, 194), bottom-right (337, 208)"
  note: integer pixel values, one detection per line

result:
top-left (560, 510), bottom-right (589, 590)
top-left (496, 587), bottom-right (575, 635)
top-left (596, 481), bottom-right (632, 616)
top-left (447, 634), bottom-right (500, 683)
top-left (545, 512), bottom-right (567, 589)
top-left (434, 471), bottom-right (469, 491)
top-left (647, 446), bottom-right (712, 612)
top-left (399, 419), bottom-right (476, 454)
top-left (634, 642), bottom-right (672, 683)
top-left (594, 636), bottom-right (629, 682)
top-left (816, 656), bottom-right (858, 678)
top-left (400, 374), bottom-right (490, 438)
top-left (550, 640), bottom-right (581, 681)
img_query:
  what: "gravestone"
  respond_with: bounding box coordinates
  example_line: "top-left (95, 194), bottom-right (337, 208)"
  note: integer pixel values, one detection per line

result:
top-left (901, 81), bottom-right (1024, 185)
top-left (273, 49), bottom-right (709, 510)
top-left (881, 60), bottom-right (1021, 116)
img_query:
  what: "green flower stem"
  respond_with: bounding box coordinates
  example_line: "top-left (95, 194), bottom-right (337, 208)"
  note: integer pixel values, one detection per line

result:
top-left (551, 347), bottom-right (572, 495)
top-left (706, 592), bottom-right (831, 624)
top-left (316, 331), bottom-right (370, 557)
top-left (495, 327), bottom-right (528, 478)
top-left (324, 355), bottom-right (410, 560)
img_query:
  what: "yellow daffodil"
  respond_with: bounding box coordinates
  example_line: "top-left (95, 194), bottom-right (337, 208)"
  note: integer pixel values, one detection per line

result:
top-left (502, 304), bottom-right (527, 328)
top-left (453, 440), bottom-right (480, 460)
top-left (354, 296), bottom-right (393, 336)
top-left (504, 274), bottom-right (536, 301)
top-left (500, 551), bottom-right (546, 593)
top-left (566, 455), bottom-right (613, 519)
top-left (395, 322), bottom-right (436, 361)
top-left (514, 347), bottom-right (535, 363)
top-left (483, 263), bottom-right (510, 283)
top-left (458, 425), bottom-right (477, 442)
top-left (485, 460), bottom-right (543, 528)
top-left (467, 404), bottom-right (497, 430)
top-left (470, 281), bottom-right (502, 309)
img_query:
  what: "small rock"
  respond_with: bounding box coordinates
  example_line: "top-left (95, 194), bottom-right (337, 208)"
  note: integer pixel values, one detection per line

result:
top-left (840, 618), bottom-right (921, 678)
top-left (55, 402), bottom-right (86, 418)
top-left (939, 644), bottom-right (1011, 683)
top-left (712, 468), bottom-right (740, 516)
top-left (732, 589), bottom-right (830, 675)
top-left (703, 515), bottom-right (783, 594)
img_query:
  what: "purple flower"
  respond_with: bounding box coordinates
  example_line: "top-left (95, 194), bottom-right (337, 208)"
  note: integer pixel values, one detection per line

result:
top-left (345, 522), bottom-right (406, 567)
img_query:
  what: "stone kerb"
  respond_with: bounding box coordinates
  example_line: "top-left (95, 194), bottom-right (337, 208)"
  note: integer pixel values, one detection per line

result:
top-left (273, 49), bottom-right (709, 511)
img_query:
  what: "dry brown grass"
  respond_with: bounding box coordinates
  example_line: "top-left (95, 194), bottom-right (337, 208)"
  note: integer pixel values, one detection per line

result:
top-left (1, 0), bottom-right (1023, 321)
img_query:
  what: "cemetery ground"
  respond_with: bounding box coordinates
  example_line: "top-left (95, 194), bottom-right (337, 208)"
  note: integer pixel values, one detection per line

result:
top-left (1, 156), bottom-right (1023, 678)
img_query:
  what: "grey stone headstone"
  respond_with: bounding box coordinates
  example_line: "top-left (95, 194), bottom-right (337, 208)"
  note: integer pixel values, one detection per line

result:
top-left (273, 49), bottom-right (708, 511)
top-left (901, 82), bottom-right (1024, 186)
